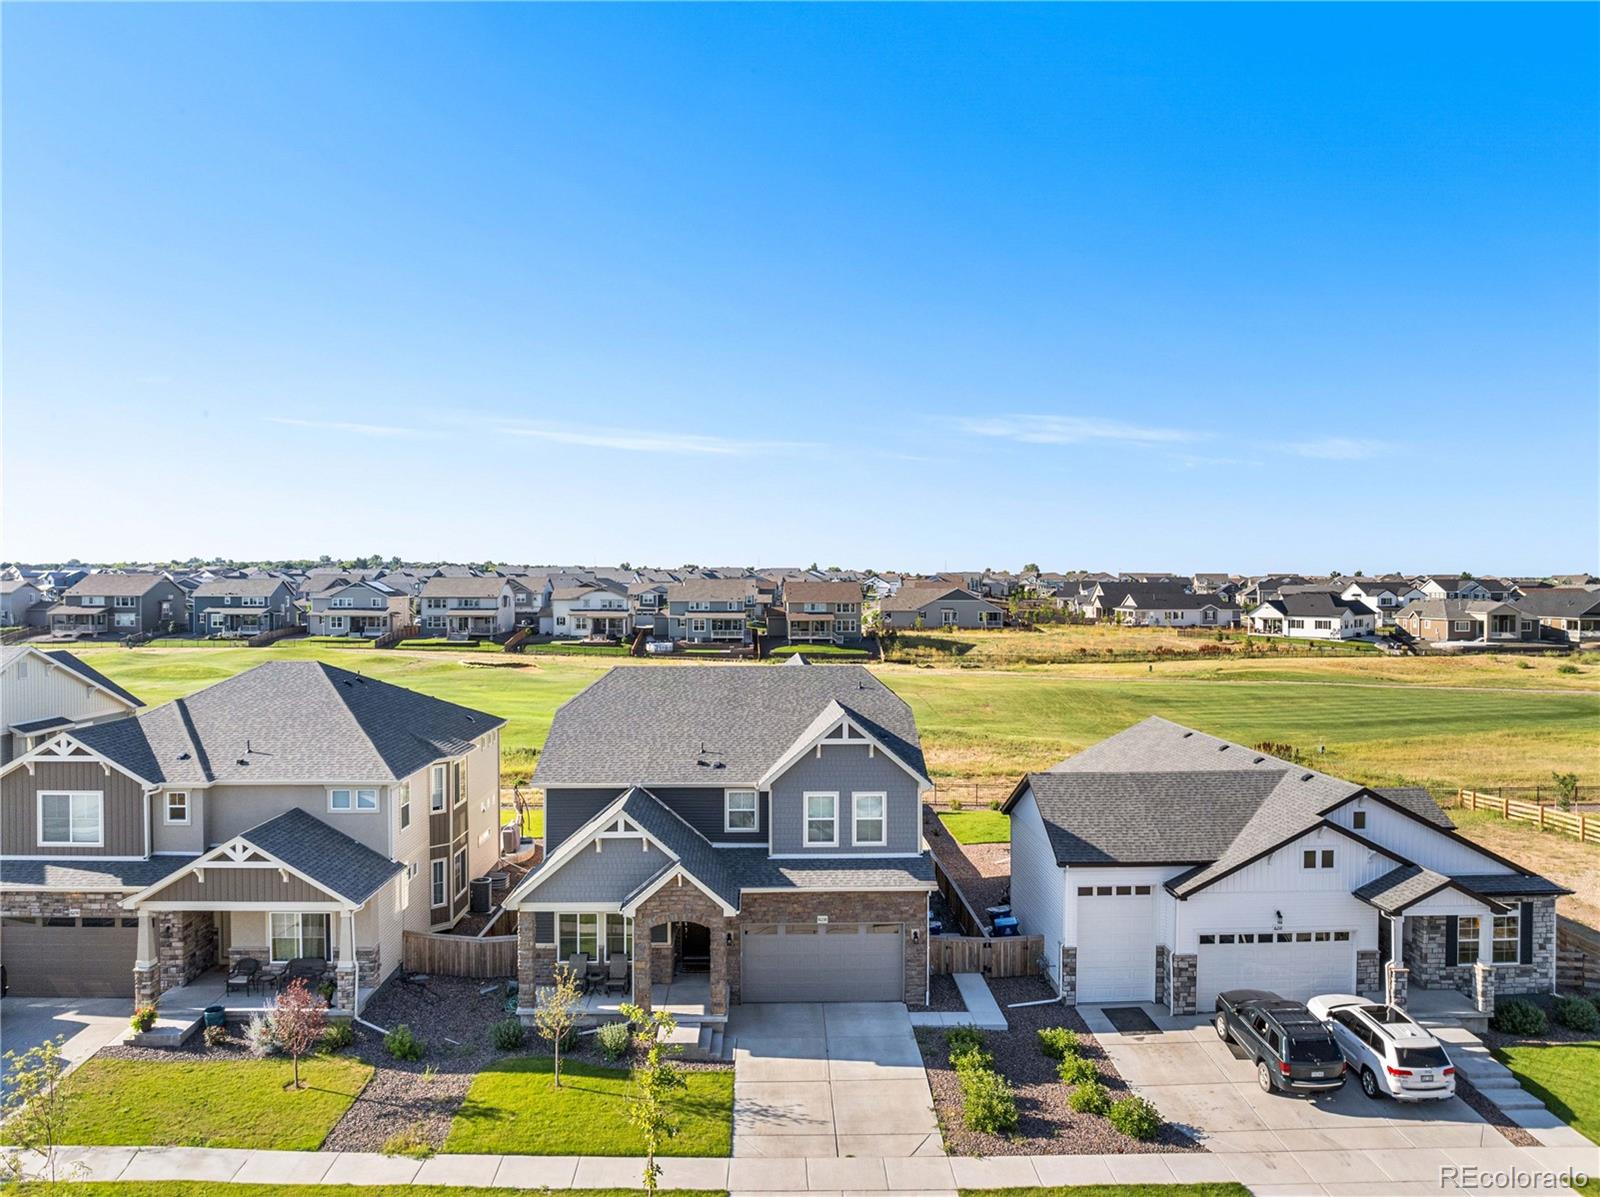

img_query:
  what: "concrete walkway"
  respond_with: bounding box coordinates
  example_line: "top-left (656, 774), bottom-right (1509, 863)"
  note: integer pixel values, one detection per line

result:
top-left (907, 973), bottom-right (1007, 1031)
top-left (17, 1141), bottom-right (1597, 1195)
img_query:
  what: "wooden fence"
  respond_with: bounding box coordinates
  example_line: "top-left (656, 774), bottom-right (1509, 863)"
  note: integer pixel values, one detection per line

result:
top-left (931, 856), bottom-right (986, 937)
top-left (1456, 789), bottom-right (1600, 845)
top-left (926, 782), bottom-right (1015, 810)
top-left (1557, 917), bottom-right (1600, 995)
top-left (929, 934), bottom-right (1043, 977)
top-left (401, 930), bottom-right (517, 978)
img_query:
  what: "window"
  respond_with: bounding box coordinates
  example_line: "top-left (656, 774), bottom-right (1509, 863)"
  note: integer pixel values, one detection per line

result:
top-left (38, 792), bottom-right (102, 846)
top-left (165, 791), bottom-right (189, 825)
top-left (1301, 848), bottom-right (1335, 869)
top-left (724, 789), bottom-right (759, 833)
top-left (114, 612), bottom-right (137, 628)
top-left (605, 913), bottom-right (632, 961)
top-left (329, 787), bottom-right (378, 812)
top-left (430, 765), bottom-right (447, 812)
top-left (1134, 885), bottom-right (1151, 895)
top-left (269, 912), bottom-right (330, 962)
top-left (454, 848), bottom-right (468, 897)
top-left (398, 783), bottom-right (411, 830)
top-left (1452, 620), bottom-right (1472, 632)
top-left (940, 609), bottom-right (958, 626)
top-left (852, 792), bottom-right (886, 846)
top-left (804, 792), bottom-right (838, 846)
top-left (1457, 915), bottom-right (1481, 965)
top-left (113, 595), bottom-right (138, 608)
top-left (454, 760), bottom-right (467, 807)
top-left (1352, 810), bottom-right (1367, 830)
top-left (431, 860), bottom-right (447, 907)
top-left (558, 913), bottom-right (601, 960)
top-left (1492, 913), bottom-right (1520, 963)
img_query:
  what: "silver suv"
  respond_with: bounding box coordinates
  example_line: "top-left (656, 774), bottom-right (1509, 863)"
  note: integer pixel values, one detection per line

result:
top-left (1306, 994), bottom-right (1455, 1101)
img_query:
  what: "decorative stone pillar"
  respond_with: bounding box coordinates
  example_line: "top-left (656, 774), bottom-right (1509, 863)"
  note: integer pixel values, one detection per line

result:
top-left (1471, 962), bottom-right (1495, 1016)
top-left (1356, 949), bottom-right (1381, 995)
top-left (1385, 962), bottom-right (1409, 1008)
top-left (133, 911), bottom-right (159, 1006)
top-left (1169, 953), bottom-right (1198, 1015)
top-left (1059, 946), bottom-right (1077, 1005)
top-left (1155, 945), bottom-right (1170, 1007)
top-left (334, 911), bottom-right (357, 1012)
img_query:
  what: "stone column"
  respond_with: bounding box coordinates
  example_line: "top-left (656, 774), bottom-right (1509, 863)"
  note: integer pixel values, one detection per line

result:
top-left (334, 911), bottom-right (357, 1013)
top-left (1356, 949), bottom-right (1381, 996)
top-left (1471, 962), bottom-right (1495, 1016)
top-left (1059, 946), bottom-right (1077, 1005)
top-left (1169, 953), bottom-right (1198, 1015)
top-left (133, 910), bottom-right (159, 1007)
top-left (1385, 963), bottom-right (1409, 1008)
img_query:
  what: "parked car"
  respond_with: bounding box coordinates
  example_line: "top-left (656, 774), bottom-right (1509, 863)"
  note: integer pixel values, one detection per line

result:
top-left (1306, 994), bottom-right (1456, 1101)
top-left (1214, 988), bottom-right (1347, 1095)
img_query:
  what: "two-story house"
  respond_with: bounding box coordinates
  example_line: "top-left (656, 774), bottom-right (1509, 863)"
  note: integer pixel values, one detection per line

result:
top-left (508, 660), bottom-right (935, 1018)
top-left (1, 579), bottom-right (46, 628)
top-left (0, 661), bottom-right (503, 1009)
top-left (1340, 578), bottom-right (1426, 624)
top-left (550, 583), bottom-right (633, 640)
top-left (0, 646), bottom-right (144, 765)
top-left (48, 573), bottom-right (186, 639)
top-left (190, 577), bottom-right (299, 638)
top-left (661, 579), bottom-right (766, 644)
top-left (779, 580), bottom-right (864, 644)
top-left (420, 576), bottom-right (515, 639)
top-left (628, 580), bottom-right (670, 634)
top-left (306, 577), bottom-right (412, 637)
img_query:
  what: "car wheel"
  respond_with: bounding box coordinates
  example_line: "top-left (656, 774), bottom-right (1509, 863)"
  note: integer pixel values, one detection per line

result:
top-left (1214, 1013), bottom-right (1231, 1042)
top-left (1360, 1067), bottom-right (1382, 1100)
top-left (1257, 1060), bottom-right (1275, 1093)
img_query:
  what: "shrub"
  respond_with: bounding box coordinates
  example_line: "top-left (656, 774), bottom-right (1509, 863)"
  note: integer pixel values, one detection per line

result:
top-left (597, 1020), bottom-right (633, 1062)
top-left (1108, 1094), bottom-right (1163, 1140)
top-left (245, 1013), bottom-right (281, 1057)
top-left (129, 1005), bottom-right (158, 1033)
top-left (958, 1066), bottom-right (1019, 1133)
top-left (321, 1022), bottom-right (356, 1052)
top-left (1037, 1026), bottom-right (1080, 1060)
top-left (490, 1017), bottom-right (527, 1051)
top-left (385, 1023), bottom-right (426, 1061)
top-left (949, 1043), bottom-right (994, 1073)
top-left (1553, 995), bottom-right (1598, 1032)
top-left (1058, 1054), bottom-right (1097, 1085)
top-left (202, 1024), bottom-right (229, 1048)
top-left (945, 1025), bottom-right (985, 1053)
top-left (382, 1124), bottom-right (435, 1159)
top-left (1492, 998), bottom-right (1548, 1036)
top-left (1068, 1078), bottom-right (1111, 1115)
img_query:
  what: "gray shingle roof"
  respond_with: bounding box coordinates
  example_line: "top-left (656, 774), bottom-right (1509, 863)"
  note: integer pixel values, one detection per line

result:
top-left (783, 580), bottom-right (865, 605)
top-left (877, 586), bottom-right (993, 613)
top-left (533, 665), bottom-right (927, 787)
top-left (1369, 788), bottom-right (1454, 830)
top-left (1508, 589), bottom-right (1600, 619)
top-left (1353, 865), bottom-right (1456, 914)
top-left (421, 576), bottom-right (509, 598)
top-left (0, 856), bottom-right (200, 891)
top-left (1252, 592), bottom-right (1370, 619)
top-left (619, 788), bottom-right (739, 908)
top-left (64, 572), bottom-right (171, 597)
top-left (192, 578), bottom-right (290, 598)
top-left (1103, 583), bottom-right (1239, 612)
top-left (70, 661), bottom-right (503, 785)
top-left (235, 808), bottom-right (403, 904)
top-left (666, 579), bottom-right (760, 602)
top-left (1453, 874), bottom-right (1573, 898)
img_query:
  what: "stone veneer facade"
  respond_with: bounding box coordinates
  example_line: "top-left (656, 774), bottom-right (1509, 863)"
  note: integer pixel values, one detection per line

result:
top-left (1155, 944), bottom-right (1170, 1007)
top-left (1402, 898), bottom-right (1555, 1008)
top-left (1169, 952), bottom-right (1197, 1015)
top-left (1058, 946), bottom-right (1077, 1005)
top-left (1356, 949), bottom-right (1381, 995)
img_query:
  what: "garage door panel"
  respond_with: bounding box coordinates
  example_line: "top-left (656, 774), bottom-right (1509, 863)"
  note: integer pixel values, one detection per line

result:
top-left (1196, 932), bottom-right (1354, 1012)
top-left (1, 917), bottom-right (137, 997)
top-left (1076, 890), bottom-right (1155, 1004)
top-left (742, 922), bottom-right (902, 1003)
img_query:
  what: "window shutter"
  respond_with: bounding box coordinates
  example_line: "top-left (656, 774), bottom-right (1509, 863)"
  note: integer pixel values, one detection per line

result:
top-left (1519, 901), bottom-right (1533, 964)
top-left (1444, 916), bottom-right (1458, 965)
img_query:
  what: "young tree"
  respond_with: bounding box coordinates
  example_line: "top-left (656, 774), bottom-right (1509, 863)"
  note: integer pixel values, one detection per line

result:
top-left (620, 1003), bottom-right (686, 1197)
top-left (0, 1036), bottom-right (83, 1190)
top-left (274, 978), bottom-right (327, 1090)
top-left (534, 963), bottom-right (584, 1087)
top-left (1552, 771), bottom-right (1580, 812)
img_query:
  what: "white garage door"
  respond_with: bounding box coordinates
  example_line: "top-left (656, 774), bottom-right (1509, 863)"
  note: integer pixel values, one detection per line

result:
top-left (1196, 929), bottom-right (1355, 1011)
top-left (1075, 883), bottom-right (1155, 1004)
top-left (742, 922), bottom-right (904, 1003)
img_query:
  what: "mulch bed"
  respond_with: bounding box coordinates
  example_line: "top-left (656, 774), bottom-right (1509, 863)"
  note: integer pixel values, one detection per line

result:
top-left (911, 973), bottom-right (967, 1013)
top-left (915, 975), bottom-right (1201, 1156)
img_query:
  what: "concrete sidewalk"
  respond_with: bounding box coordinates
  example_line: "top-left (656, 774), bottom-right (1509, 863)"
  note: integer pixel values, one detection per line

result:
top-left (17, 1141), bottom-right (1597, 1195)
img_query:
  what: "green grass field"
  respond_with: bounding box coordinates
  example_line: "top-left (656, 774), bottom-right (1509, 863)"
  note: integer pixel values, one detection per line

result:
top-left (62, 644), bottom-right (1600, 792)
top-left (1491, 1041), bottom-right (1600, 1145)
top-left (938, 810), bottom-right (1011, 843)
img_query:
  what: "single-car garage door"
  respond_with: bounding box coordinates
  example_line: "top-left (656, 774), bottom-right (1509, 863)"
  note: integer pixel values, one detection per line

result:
top-left (742, 922), bottom-right (904, 1002)
top-left (1076, 883), bottom-right (1156, 1004)
top-left (1196, 929), bottom-right (1354, 1011)
top-left (1, 916), bottom-right (137, 997)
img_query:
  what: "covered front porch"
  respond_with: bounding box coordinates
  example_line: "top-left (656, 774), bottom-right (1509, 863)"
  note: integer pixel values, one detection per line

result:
top-left (47, 605), bottom-right (108, 636)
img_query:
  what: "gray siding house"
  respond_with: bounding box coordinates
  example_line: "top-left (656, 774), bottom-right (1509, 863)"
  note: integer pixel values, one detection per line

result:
top-left (877, 585), bottom-right (1003, 630)
top-left (47, 573), bottom-right (186, 638)
top-left (509, 659), bottom-right (935, 1017)
top-left (190, 577), bottom-right (299, 637)
top-left (660, 578), bottom-right (766, 644)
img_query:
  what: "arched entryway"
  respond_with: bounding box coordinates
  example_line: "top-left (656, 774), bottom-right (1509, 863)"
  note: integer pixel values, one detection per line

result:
top-left (631, 886), bottom-right (731, 1016)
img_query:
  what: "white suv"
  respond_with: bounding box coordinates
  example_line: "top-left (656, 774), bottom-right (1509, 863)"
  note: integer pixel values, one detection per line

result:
top-left (1306, 994), bottom-right (1456, 1101)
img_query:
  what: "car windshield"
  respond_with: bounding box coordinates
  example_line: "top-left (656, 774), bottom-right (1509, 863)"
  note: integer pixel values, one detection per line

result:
top-left (1396, 1045), bottom-right (1450, 1069)
top-left (1287, 1036), bottom-right (1342, 1064)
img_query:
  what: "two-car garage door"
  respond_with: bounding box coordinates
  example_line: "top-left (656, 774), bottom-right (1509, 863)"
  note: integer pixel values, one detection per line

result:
top-left (742, 922), bottom-right (904, 1002)
top-left (1, 916), bottom-right (138, 997)
top-left (1195, 929), bottom-right (1354, 1012)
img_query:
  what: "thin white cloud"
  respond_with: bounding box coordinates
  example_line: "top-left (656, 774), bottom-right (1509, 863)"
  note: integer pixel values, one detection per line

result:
top-left (1277, 437), bottom-right (1391, 461)
top-left (270, 417), bottom-right (420, 439)
top-left (955, 414), bottom-right (1204, 447)
top-left (499, 424), bottom-right (816, 456)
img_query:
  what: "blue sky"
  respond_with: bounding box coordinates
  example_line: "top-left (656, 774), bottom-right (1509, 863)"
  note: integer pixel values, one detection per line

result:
top-left (5, 3), bottom-right (1596, 572)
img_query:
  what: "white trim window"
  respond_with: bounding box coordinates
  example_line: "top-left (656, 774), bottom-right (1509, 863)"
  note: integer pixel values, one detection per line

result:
top-left (430, 765), bottom-right (447, 812)
top-left (455, 848), bottom-right (468, 898)
top-left (1301, 847), bottom-right (1335, 870)
top-left (269, 912), bottom-right (330, 962)
top-left (165, 791), bottom-right (190, 825)
top-left (329, 787), bottom-right (379, 812)
top-left (38, 791), bottom-right (103, 847)
top-left (852, 792), bottom-right (887, 846)
top-left (804, 792), bottom-right (839, 847)
top-left (431, 859), bottom-right (447, 907)
top-left (558, 912), bottom-right (601, 960)
top-left (1457, 915), bottom-right (1481, 965)
top-left (398, 783), bottom-right (411, 830)
top-left (724, 789), bottom-right (759, 834)
top-left (1492, 912), bottom-right (1520, 964)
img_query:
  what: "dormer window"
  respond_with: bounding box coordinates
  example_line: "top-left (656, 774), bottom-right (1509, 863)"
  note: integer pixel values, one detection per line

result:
top-left (724, 789), bottom-right (758, 833)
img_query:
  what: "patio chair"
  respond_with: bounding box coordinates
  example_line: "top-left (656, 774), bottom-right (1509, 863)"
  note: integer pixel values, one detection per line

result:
top-left (565, 953), bottom-right (590, 992)
top-left (604, 956), bottom-right (629, 995)
top-left (225, 957), bottom-right (260, 994)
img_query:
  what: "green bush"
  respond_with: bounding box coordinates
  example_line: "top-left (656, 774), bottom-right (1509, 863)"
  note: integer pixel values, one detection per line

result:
top-left (1068, 1078), bottom-right (1111, 1115)
top-left (489, 1017), bottom-right (527, 1051)
top-left (321, 1022), bottom-right (356, 1051)
top-left (1491, 998), bottom-right (1548, 1036)
top-left (958, 1066), bottom-right (1019, 1133)
top-left (1058, 1054), bottom-right (1097, 1085)
top-left (597, 1020), bottom-right (633, 1062)
top-left (1553, 995), bottom-right (1598, 1032)
top-left (1037, 1026), bottom-right (1080, 1060)
top-left (202, 1024), bottom-right (229, 1048)
top-left (1107, 1094), bottom-right (1163, 1140)
top-left (945, 1025), bottom-right (986, 1054)
top-left (1556, 663), bottom-right (1581, 675)
top-left (950, 1043), bottom-right (994, 1073)
top-left (385, 1023), bottom-right (427, 1061)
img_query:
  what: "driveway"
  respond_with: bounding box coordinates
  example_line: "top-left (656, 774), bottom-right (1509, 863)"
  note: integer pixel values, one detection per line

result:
top-left (728, 1002), bottom-right (941, 1158)
top-left (0, 996), bottom-right (130, 1093)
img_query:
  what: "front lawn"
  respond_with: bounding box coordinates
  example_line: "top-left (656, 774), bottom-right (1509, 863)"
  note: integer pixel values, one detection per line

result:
top-left (446, 1056), bottom-right (733, 1155)
top-left (939, 809), bottom-right (1011, 844)
top-left (37, 1055), bottom-right (373, 1150)
top-left (1491, 1040), bottom-right (1600, 1144)
top-left (503, 805), bottom-right (545, 838)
